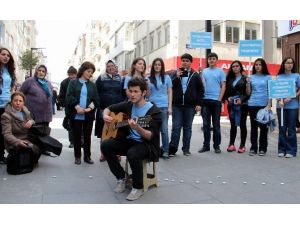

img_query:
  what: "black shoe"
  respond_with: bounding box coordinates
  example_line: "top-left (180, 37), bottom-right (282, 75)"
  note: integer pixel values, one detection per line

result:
top-left (168, 145), bottom-right (178, 156)
top-left (69, 143), bottom-right (74, 148)
top-left (214, 147), bottom-right (221, 154)
top-left (0, 157), bottom-right (7, 164)
top-left (75, 158), bottom-right (81, 165)
top-left (198, 147), bottom-right (210, 153)
top-left (84, 157), bottom-right (94, 164)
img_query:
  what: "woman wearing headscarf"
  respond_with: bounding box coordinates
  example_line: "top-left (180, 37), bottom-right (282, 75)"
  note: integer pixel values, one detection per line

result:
top-left (95, 60), bottom-right (125, 162)
top-left (20, 65), bottom-right (53, 133)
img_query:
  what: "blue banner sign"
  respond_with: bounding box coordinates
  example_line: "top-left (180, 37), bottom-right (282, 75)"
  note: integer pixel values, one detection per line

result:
top-left (190, 32), bottom-right (212, 49)
top-left (268, 79), bottom-right (296, 99)
top-left (239, 40), bottom-right (263, 57)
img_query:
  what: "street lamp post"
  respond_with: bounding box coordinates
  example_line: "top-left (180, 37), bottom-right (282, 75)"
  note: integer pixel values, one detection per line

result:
top-left (30, 47), bottom-right (45, 77)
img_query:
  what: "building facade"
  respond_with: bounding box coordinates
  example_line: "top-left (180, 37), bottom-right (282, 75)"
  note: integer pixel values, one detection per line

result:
top-left (0, 20), bottom-right (37, 83)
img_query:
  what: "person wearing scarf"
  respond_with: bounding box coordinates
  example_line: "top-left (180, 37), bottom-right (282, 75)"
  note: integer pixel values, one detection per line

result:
top-left (20, 65), bottom-right (53, 132)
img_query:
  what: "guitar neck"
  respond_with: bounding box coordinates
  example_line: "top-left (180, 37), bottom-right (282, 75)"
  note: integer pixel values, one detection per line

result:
top-left (116, 121), bottom-right (129, 128)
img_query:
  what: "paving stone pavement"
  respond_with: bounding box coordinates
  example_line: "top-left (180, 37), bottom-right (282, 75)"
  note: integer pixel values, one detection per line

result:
top-left (1, 110), bottom-right (300, 204)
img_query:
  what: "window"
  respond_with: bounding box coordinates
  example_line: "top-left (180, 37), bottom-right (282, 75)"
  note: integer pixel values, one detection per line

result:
top-left (115, 31), bottom-right (119, 47)
top-left (143, 38), bottom-right (147, 56)
top-left (164, 23), bottom-right (170, 44)
top-left (233, 27), bottom-right (239, 43)
top-left (245, 29), bottom-right (257, 40)
top-left (126, 51), bottom-right (134, 69)
top-left (213, 24), bottom-right (220, 42)
top-left (106, 46), bottom-right (110, 54)
top-left (135, 42), bottom-right (141, 57)
top-left (157, 29), bottom-right (161, 48)
top-left (150, 32), bottom-right (154, 52)
top-left (226, 26), bottom-right (240, 43)
top-left (277, 38), bottom-right (282, 49)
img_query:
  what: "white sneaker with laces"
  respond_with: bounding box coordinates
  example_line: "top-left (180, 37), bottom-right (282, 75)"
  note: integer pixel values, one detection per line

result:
top-left (285, 154), bottom-right (293, 158)
top-left (126, 188), bottom-right (143, 201)
top-left (278, 153), bottom-right (284, 157)
top-left (114, 179), bottom-right (126, 193)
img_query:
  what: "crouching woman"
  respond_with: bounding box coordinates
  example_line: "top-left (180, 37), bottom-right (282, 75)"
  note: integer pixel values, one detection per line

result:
top-left (1, 91), bottom-right (41, 166)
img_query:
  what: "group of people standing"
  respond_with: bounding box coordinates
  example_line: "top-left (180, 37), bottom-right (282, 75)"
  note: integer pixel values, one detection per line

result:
top-left (1, 45), bottom-right (300, 201)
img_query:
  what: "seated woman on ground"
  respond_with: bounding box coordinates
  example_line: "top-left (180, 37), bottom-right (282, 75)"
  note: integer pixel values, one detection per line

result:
top-left (1, 91), bottom-right (41, 165)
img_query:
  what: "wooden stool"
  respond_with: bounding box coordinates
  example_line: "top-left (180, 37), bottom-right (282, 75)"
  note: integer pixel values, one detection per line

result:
top-left (125, 159), bottom-right (158, 192)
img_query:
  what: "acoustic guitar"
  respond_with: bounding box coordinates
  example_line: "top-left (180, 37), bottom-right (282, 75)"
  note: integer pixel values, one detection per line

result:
top-left (102, 112), bottom-right (151, 141)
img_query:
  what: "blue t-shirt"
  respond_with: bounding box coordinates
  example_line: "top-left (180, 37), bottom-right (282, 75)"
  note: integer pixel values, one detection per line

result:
top-left (276, 73), bottom-right (300, 109)
top-left (248, 74), bottom-right (272, 107)
top-left (149, 75), bottom-right (172, 108)
top-left (75, 79), bottom-right (87, 120)
top-left (0, 67), bottom-right (12, 108)
top-left (123, 75), bottom-right (149, 90)
top-left (203, 67), bottom-right (226, 100)
top-left (127, 101), bottom-right (153, 142)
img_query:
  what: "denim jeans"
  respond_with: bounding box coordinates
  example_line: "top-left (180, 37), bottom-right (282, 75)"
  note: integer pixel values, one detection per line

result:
top-left (170, 105), bottom-right (195, 152)
top-left (228, 104), bottom-right (248, 147)
top-left (159, 107), bottom-right (169, 154)
top-left (277, 108), bottom-right (298, 156)
top-left (201, 99), bottom-right (222, 149)
top-left (248, 106), bottom-right (268, 153)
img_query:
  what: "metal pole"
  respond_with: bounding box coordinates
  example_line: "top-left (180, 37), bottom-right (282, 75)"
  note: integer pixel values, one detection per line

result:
top-left (30, 48), bottom-right (33, 77)
top-left (205, 20), bottom-right (212, 68)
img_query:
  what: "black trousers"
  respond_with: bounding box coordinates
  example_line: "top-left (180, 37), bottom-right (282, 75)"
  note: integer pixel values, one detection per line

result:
top-left (248, 106), bottom-right (268, 152)
top-left (0, 108), bottom-right (5, 159)
top-left (101, 138), bottom-right (149, 189)
top-left (71, 120), bottom-right (94, 159)
top-left (227, 104), bottom-right (248, 147)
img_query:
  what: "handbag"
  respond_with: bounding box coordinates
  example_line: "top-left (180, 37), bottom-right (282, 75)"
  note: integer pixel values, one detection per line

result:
top-left (62, 116), bottom-right (71, 131)
top-left (7, 147), bottom-right (34, 175)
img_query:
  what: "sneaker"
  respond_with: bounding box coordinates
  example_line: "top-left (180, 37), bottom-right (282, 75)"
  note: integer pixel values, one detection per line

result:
top-left (238, 146), bottom-right (246, 154)
top-left (183, 151), bottom-right (191, 156)
top-left (249, 150), bottom-right (257, 156)
top-left (198, 147), bottom-right (210, 153)
top-left (162, 152), bottom-right (169, 159)
top-left (114, 179), bottom-right (126, 193)
top-left (68, 143), bottom-right (74, 148)
top-left (227, 145), bottom-right (236, 152)
top-left (258, 151), bottom-right (266, 156)
top-left (126, 188), bottom-right (143, 201)
top-left (278, 153), bottom-right (285, 157)
top-left (285, 154), bottom-right (294, 158)
top-left (168, 153), bottom-right (176, 157)
top-left (214, 147), bottom-right (221, 154)
top-left (0, 157), bottom-right (7, 164)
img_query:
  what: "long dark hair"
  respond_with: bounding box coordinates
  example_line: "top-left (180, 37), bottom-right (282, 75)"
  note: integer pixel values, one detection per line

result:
top-left (226, 60), bottom-right (244, 89)
top-left (277, 57), bottom-right (296, 75)
top-left (0, 47), bottom-right (16, 88)
top-left (77, 61), bottom-right (95, 78)
top-left (252, 58), bottom-right (270, 75)
top-left (130, 57), bottom-right (146, 77)
top-left (150, 58), bottom-right (165, 90)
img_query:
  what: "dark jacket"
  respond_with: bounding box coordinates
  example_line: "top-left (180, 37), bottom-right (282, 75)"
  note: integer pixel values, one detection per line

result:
top-left (58, 77), bottom-right (70, 107)
top-left (108, 101), bottom-right (161, 162)
top-left (171, 69), bottom-right (204, 107)
top-left (223, 75), bottom-right (249, 104)
top-left (95, 73), bottom-right (126, 138)
top-left (65, 79), bottom-right (100, 121)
